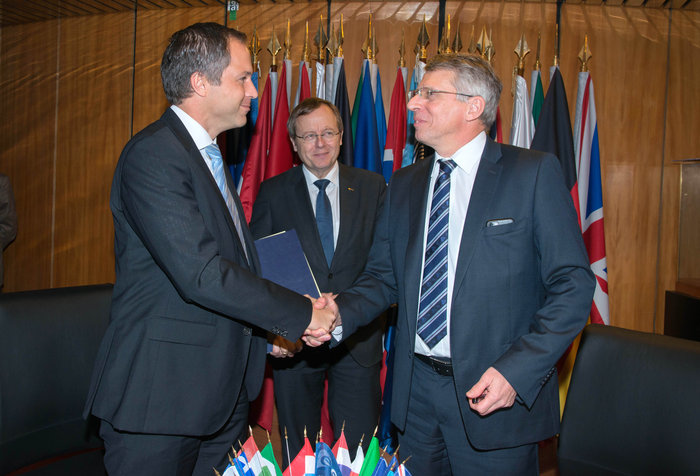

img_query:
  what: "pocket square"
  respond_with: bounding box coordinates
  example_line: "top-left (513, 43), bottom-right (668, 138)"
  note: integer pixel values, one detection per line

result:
top-left (486, 218), bottom-right (514, 227)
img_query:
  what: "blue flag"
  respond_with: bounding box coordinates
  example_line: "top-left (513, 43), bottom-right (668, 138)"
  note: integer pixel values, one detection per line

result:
top-left (378, 307), bottom-right (397, 452)
top-left (372, 65), bottom-right (388, 181)
top-left (315, 441), bottom-right (342, 476)
top-left (353, 61), bottom-right (382, 173)
top-left (369, 457), bottom-right (389, 476)
top-left (334, 60), bottom-right (354, 167)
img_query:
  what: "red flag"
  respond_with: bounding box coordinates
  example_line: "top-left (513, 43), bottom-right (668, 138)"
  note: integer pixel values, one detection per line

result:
top-left (385, 68), bottom-right (407, 173)
top-left (283, 436), bottom-right (315, 476)
top-left (239, 74), bottom-right (272, 222)
top-left (299, 62), bottom-right (312, 103)
top-left (265, 62), bottom-right (294, 179)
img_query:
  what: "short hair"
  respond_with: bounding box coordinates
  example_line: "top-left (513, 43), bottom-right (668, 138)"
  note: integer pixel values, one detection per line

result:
top-left (161, 22), bottom-right (247, 105)
top-left (424, 53), bottom-right (503, 128)
top-left (287, 98), bottom-right (344, 138)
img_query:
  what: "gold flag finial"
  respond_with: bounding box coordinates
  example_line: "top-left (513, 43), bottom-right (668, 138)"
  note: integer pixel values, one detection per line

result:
top-left (484, 27), bottom-right (495, 64)
top-left (284, 18), bottom-right (292, 60)
top-left (578, 34), bottom-right (592, 72)
top-left (452, 21), bottom-right (463, 53)
top-left (398, 29), bottom-right (406, 67)
top-left (439, 14), bottom-right (453, 54)
top-left (476, 25), bottom-right (488, 57)
top-left (302, 20), bottom-right (310, 63)
top-left (553, 24), bottom-right (560, 67)
top-left (514, 33), bottom-right (530, 76)
top-left (327, 22), bottom-right (338, 59)
top-left (314, 15), bottom-right (328, 64)
top-left (337, 13), bottom-right (345, 57)
top-left (534, 31), bottom-right (541, 71)
top-left (361, 13), bottom-right (374, 60)
top-left (414, 15), bottom-right (430, 62)
top-left (371, 25), bottom-right (379, 62)
top-left (268, 25), bottom-right (281, 68)
top-left (248, 26), bottom-right (261, 66)
top-left (467, 24), bottom-right (477, 54)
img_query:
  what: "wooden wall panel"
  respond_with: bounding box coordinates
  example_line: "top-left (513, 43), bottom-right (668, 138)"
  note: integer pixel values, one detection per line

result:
top-left (52, 13), bottom-right (133, 287)
top-left (0, 21), bottom-right (58, 291)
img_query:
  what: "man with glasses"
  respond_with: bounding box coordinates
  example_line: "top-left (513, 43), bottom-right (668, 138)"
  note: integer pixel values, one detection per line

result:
top-left (324, 54), bottom-right (595, 474)
top-left (250, 98), bottom-right (386, 464)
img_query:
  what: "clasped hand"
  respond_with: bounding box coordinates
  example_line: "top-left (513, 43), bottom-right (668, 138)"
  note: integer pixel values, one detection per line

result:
top-left (302, 293), bottom-right (341, 347)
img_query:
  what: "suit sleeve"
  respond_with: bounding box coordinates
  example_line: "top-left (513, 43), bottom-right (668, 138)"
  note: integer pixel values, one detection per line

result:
top-left (492, 154), bottom-right (595, 408)
top-left (118, 138), bottom-right (311, 341)
top-left (335, 178), bottom-right (397, 339)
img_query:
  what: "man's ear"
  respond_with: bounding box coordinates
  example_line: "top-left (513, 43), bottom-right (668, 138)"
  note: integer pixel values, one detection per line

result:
top-left (289, 136), bottom-right (298, 153)
top-left (465, 96), bottom-right (486, 123)
top-left (190, 72), bottom-right (208, 97)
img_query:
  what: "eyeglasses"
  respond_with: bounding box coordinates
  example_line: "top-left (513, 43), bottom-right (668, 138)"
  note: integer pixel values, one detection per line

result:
top-left (295, 131), bottom-right (341, 143)
top-left (407, 87), bottom-right (474, 101)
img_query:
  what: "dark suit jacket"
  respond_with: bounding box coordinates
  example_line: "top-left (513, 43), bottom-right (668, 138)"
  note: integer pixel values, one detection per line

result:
top-left (84, 108), bottom-right (312, 437)
top-left (250, 164), bottom-right (386, 366)
top-left (336, 138), bottom-right (595, 450)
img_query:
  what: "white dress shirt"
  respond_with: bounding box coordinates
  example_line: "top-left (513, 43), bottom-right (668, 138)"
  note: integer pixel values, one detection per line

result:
top-left (415, 131), bottom-right (486, 358)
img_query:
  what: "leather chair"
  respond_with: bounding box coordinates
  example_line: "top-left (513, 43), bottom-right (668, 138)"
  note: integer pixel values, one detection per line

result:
top-left (0, 284), bottom-right (112, 475)
top-left (558, 324), bottom-right (700, 475)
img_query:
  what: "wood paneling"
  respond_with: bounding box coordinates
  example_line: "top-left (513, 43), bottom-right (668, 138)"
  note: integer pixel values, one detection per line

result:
top-left (52, 13), bottom-right (134, 287)
top-left (0, 21), bottom-right (59, 291)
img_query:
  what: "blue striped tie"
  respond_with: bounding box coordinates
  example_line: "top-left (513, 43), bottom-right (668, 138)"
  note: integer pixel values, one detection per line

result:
top-left (204, 143), bottom-right (248, 262)
top-left (417, 159), bottom-right (457, 349)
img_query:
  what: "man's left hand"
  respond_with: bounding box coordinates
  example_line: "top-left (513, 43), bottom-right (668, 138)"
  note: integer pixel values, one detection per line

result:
top-left (466, 367), bottom-right (517, 416)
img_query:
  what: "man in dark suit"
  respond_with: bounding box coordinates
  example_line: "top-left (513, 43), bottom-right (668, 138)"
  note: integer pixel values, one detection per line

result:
top-left (250, 98), bottom-right (386, 464)
top-left (0, 173), bottom-right (17, 290)
top-left (323, 54), bottom-right (595, 474)
top-left (83, 23), bottom-right (335, 476)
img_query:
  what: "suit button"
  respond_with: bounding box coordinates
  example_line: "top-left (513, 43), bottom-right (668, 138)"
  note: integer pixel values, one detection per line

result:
top-left (243, 327), bottom-right (251, 336)
top-left (328, 273), bottom-right (333, 279)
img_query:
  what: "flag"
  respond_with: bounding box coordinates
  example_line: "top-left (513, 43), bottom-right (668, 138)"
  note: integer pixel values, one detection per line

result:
top-left (384, 68), bottom-right (407, 174)
top-left (530, 69), bottom-right (544, 127)
top-left (402, 57), bottom-right (425, 168)
top-left (510, 74), bottom-right (534, 148)
top-left (239, 71), bottom-right (273, 222)
top-left (315, 441), bottom-right (342, 476)
top-left (395, 464), bottom-right (412, 476)
top-left (530, 67), bottom-right (577, 197)
top-left (332, 429), bottom-right (353, 476)
top-left (358, 435), bottom-right (380, 476)
top-left (295, 61), bottom-right (312, 107)
top-left (283, 437), bottom-right (315, 476)
top-left (371, 63), bottom-right (388, 179)
top-left (325, 62), bottom-right (336, 103)
top-left (573, 71), bottom-right (609, 326)
top-left (334, 59), bottom-right (354, 166)
top-left (266, 61), bottom-right (295, 179)
top-left (228, 451), bottom-right (255, 476)
top-left (351, 61), bottom-right (365, 141)
top-left (261, 440), bottom-right (284, 476)
top-left (353, 61), bottom-right (382, 174)
top-left (242, 434), bottom-right (278, 476)
top-left (369, 457), bottom-right (388, 476)
top-left (316, 61), bottom-right (326, 100)
top-left (377, 307), bottom-right (397, 452)
top-left (349, 441), bottom-right (364, 476)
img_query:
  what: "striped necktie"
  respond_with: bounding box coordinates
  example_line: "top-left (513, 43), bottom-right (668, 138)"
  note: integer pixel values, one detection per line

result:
top-left (417, 159), bottom-right (457, 349)
top-left (204, 143), bottom-right (248, 262)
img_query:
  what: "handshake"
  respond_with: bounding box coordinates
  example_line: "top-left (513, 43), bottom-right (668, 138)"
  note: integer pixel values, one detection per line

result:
top-left (269, 293), bottom-right (341, 358)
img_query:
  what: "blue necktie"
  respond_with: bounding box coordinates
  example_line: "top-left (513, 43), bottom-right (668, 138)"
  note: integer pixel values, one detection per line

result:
top-left (314, 179), bottom-right (334, 267)
top-left (417, 159), bottom-right (457, 349)
top-left (204, 143), bottom-right (248, 262)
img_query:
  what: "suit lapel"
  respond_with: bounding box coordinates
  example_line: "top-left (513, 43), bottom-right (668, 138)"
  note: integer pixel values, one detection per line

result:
top-left (288, 167), bottom-right (328, 272)
top-left (403, 156), bottom-right (434, 336)
top-left (162, 109), bottom-right (253, 271)
top-left (334, 165), bottom-right (358, 268)
top-left (452, 139), bottom-right (503, 296)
